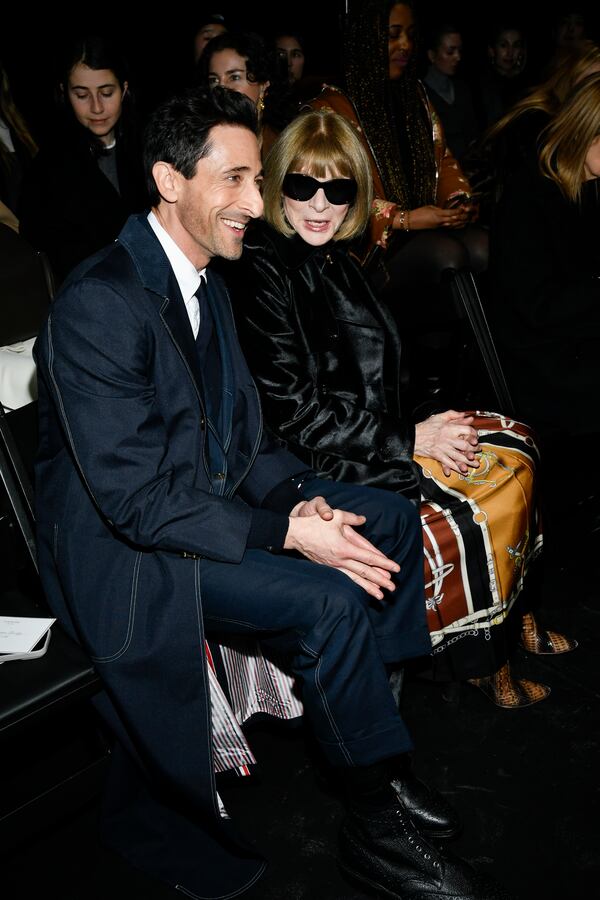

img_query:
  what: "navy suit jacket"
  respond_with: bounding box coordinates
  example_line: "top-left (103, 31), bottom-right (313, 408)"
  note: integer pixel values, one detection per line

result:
top-left (34, 213), bottom-right (305, 896)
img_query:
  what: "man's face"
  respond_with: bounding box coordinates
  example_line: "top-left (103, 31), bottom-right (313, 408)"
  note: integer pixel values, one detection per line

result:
top-left (173, 124), bottom-right (263, 268)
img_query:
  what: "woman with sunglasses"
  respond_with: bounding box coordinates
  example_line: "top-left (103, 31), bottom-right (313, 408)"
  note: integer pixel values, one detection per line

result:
top-left (227, 108), bottom-right (574, 710)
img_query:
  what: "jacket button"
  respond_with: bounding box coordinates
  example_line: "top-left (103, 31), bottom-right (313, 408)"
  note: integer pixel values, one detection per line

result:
top-left (200, 417), bottom-right (206, 429)
top-left (214, 472), bottom-right (226, 480)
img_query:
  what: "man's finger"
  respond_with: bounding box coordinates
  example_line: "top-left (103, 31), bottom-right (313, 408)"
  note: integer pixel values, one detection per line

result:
top-left (341, 525), bottom-right (400, 570)
top-left (311, 496), bottom-right (334, 520)
top-left (338, 567), bottom-right (385, 600)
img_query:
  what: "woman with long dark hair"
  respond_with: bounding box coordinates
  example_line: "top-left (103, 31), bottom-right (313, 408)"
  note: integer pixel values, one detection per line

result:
top-left (309, 1), bottom-right (487, 288)
top-left (19, 35), bottom-right (146, 283)
top-left (0, 60), bottom-right (37, 217)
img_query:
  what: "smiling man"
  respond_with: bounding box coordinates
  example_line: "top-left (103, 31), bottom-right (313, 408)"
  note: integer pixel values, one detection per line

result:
top-left (32, 87), bottom-right (490, 900)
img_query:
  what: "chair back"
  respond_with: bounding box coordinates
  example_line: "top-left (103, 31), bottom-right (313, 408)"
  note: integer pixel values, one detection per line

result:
top-left (0, 224), bottom-right (54, 346)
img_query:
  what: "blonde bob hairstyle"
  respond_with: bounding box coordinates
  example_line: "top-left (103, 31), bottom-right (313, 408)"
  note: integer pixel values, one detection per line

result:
top-left (486, 40), bottom-right (600, 146)
top-left (262, 109), bottom-right (373, 242)
top-left (539, 71), bottom-right (600, 203)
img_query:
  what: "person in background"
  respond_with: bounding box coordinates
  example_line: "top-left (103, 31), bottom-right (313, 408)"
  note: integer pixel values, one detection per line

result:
top-left (489, 72), bottom-right (600, 571)
top-left (0, 60), bottom-right (37, 218)
top-left (199, 30), bottom-right (295, 158)
top-left (423, 23), bottom-right (479, 163)
top-left (19, 35), bottom-right (146, 284)
top-left (275, 30), bottom-right (305, 84)
top-left (469, 40), bottom-right (600, 220)
top-left (310, 1), bottom-right (485, 290)
top-left (192, 12), bottom-right (228, 64)
top-left (475, 22), bottom-right (529, 129)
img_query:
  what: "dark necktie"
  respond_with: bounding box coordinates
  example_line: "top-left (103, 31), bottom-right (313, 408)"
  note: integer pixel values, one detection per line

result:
top-left (194, 278), bottom-right (209, 342)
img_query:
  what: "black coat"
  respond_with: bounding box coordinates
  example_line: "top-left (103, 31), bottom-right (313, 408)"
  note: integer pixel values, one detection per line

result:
top-left (488, 158), bottom-right (600, 435)
top-left (228, 221), bottom-right (420, 499)
top-left (19, 124), bottom-right (146, 283)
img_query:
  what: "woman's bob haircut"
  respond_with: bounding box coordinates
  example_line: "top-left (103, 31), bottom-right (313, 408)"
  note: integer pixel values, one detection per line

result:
top-left (263, 109), bottom-right (373, 241)
top-left (539, 71), bottom-right (600, 203)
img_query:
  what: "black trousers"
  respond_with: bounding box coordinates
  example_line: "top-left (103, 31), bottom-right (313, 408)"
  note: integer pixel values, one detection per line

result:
top-left (202, 478), bottom-right (430, 768)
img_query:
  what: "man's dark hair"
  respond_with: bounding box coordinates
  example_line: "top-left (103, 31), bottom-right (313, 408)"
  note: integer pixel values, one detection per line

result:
top-left (143, 86), bottom-right (258, 207)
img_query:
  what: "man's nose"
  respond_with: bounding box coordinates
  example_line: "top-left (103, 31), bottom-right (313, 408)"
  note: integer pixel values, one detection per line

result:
top-left (243, 182), bottom-right (264, 218)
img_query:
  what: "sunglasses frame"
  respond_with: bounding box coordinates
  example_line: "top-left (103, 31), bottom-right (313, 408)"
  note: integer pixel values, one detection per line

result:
top-left (282, 173), bottom-right (358, 206)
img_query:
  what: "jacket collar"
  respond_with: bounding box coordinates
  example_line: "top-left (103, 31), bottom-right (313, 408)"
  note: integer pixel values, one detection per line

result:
top-left (117, 212), bottom-right (178, 298)
top-left (118, 213), bottom-right (206, 403)
top-left (244, 219), bottom-right (347, 271)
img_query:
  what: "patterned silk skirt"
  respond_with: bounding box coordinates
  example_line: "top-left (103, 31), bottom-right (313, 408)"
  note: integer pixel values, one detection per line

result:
top-left (415, 411), bottom-right (541, 680)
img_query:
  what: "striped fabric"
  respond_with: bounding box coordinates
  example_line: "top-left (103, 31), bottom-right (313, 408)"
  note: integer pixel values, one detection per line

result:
top-left (206, 638), bottom-right (303, 776)
top-left (417, 412), bottom-right (541, 649)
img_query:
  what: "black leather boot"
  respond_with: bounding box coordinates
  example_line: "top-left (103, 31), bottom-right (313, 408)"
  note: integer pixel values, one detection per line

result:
top-left (339, 803), bottom-right (516, 900)
top-left (340, 756), bottom-right (460, 839)
top-left (390, 756), bottom-right (460, 839)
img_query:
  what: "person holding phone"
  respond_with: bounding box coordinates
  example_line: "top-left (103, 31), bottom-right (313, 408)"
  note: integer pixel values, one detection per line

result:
top-left (308, 1), bottom-right (487, 291)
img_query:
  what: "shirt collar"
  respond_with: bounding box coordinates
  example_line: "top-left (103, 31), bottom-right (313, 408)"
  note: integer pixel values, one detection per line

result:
top-left (147, 210), bottom-right (206, 302)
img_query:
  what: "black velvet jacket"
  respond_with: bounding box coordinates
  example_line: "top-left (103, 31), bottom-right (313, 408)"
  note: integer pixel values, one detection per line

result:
top-left (228, 220), bottom-right (420, 499)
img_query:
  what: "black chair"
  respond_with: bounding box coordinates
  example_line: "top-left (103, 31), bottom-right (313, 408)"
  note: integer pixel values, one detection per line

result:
top-left (396, 265), bottom-right (515, 420)
top-left (443, 267), bottom-right (515, 415)
top-left (0, 400), bottom-right (108, 849)
top-left (0, 223), bottom-right (54, 346)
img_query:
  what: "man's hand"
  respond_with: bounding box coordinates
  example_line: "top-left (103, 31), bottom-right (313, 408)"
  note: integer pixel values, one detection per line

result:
top-left (414, 410), bottom-right (481, 477)
top-left (284, 509), bottom-right (400, 601)
top-left (290, 495), bottom-right (334, 521)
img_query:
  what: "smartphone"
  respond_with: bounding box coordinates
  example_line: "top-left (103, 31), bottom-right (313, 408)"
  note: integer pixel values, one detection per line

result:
top-left (444, 192), bottom-right (480, 209)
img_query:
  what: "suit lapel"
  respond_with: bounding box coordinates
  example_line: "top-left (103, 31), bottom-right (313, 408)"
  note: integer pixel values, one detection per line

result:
top-left (159, 272), bottom-right (205, 402)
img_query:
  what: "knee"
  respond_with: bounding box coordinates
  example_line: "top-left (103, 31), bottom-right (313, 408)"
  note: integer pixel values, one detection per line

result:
top-left (380, 491), bottom-right (422, 540)
top-left (460, 226), bottom-right (489, 273)
top-left (430, 235), bottom-right (470, 275)
top-left (301, 580), bottom-right (371, 653)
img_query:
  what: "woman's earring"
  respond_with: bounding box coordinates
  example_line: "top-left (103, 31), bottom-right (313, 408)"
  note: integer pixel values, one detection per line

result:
top-left (257, 90), bottom-right (266, 116)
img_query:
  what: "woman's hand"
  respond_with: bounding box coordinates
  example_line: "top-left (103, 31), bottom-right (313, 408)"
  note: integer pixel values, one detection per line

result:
top-left (414, 410), bottom-right (481, 477)
top-left (395, 205), bottom-right (470, 231)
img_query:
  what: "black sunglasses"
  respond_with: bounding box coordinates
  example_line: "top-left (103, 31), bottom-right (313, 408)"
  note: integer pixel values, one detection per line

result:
top-left (282, 173), bottom-right (358, 206)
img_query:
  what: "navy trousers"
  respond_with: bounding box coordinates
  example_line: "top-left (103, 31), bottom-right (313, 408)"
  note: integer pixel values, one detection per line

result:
top-left (201, 478), bottom-right (430, 768)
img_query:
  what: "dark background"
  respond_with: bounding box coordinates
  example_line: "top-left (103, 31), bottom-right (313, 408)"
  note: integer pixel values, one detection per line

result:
top-left (3, 2), bottom-right (600, 139)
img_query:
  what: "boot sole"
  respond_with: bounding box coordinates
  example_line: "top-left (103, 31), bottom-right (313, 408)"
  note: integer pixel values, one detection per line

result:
top-left (339, 858), bottom-right (405, 899)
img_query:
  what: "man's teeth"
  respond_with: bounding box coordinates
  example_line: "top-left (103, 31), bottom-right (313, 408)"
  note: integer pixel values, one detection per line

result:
top-left (223, 219), bottom-right (245, 230)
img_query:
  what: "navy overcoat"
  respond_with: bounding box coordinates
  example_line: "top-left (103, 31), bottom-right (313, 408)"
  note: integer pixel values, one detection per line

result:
top-left (34, 214), bottom-right (304, 898)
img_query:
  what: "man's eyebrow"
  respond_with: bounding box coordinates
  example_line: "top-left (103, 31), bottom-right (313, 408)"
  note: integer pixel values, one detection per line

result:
top-left (224, 165), bottom-right (251, 174)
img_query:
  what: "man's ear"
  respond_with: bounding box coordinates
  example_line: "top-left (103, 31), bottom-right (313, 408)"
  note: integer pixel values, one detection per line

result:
top-left (152, 161), bottom-right (179, 203)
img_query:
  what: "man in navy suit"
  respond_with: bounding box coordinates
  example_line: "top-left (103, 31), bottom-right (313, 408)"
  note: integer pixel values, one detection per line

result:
top-left (34, 88), bottom-right (502, 900)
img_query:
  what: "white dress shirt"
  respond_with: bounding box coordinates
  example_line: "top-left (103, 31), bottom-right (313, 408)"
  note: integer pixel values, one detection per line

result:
top-left (147, 211), bottom-right (206, 339)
